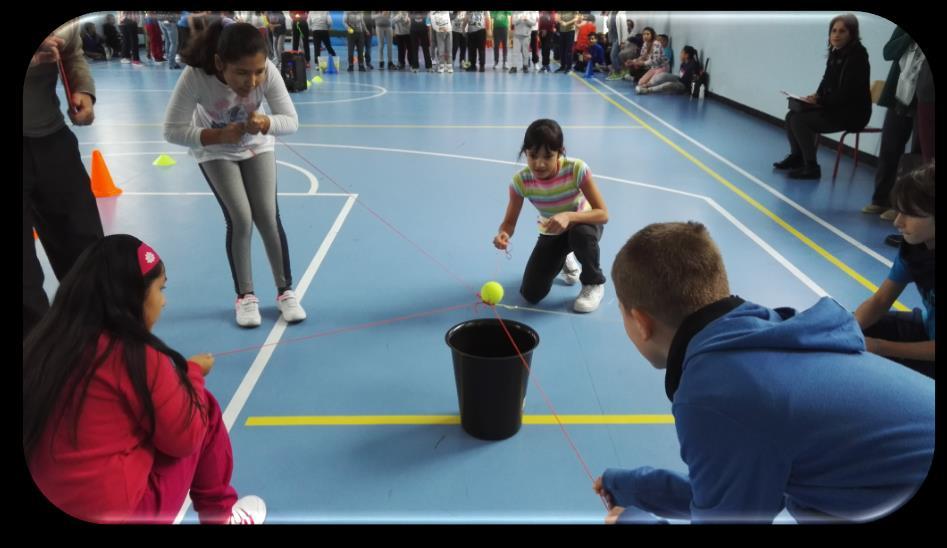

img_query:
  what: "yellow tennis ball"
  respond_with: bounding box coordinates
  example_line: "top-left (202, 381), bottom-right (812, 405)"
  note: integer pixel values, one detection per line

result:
top-left (480, 281), bottom-right (504, 305)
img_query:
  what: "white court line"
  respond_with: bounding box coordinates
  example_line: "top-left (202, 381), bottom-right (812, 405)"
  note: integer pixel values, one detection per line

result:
top-left (79, 151), bottom-right (321, 194)
top-left (294, 82), bottom-right (388, 104)
top-left (82, 140), bottom-right (827, 297)
top-left (174, 193), bottom-right (359, 524)
top-left (277, 142), bottom-right (828, 298)
top-left (594, 79), bottom-right (893, 268)
top-left (122, 192), bottom-right (352, 197)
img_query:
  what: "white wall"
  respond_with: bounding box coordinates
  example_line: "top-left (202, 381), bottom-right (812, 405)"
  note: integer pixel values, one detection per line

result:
top-left (624, 11), bottom-right (902, 157)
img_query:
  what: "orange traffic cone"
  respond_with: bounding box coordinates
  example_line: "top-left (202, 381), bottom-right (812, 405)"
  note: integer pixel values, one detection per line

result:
top-left (90, 149), bottom-right (122, 197)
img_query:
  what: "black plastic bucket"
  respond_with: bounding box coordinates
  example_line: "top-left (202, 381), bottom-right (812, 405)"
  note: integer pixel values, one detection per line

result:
top-left (445, 318), bottom-right (540, 440)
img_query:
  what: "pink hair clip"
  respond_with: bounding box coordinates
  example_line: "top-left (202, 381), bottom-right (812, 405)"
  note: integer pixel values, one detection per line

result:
top-left (137, 242), bottom-right (161, 276)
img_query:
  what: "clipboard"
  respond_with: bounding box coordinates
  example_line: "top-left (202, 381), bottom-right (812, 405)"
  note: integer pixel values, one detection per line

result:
top-left (57, 58), bottom-right (77, 115)
top-left (781, 90), bottom-right (820, 112)
top-left (780, 90), bottom-right (815, 102)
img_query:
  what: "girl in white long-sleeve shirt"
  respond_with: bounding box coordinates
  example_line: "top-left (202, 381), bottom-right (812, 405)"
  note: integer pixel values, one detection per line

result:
top-left (164, 20), bottom-right (307, 328)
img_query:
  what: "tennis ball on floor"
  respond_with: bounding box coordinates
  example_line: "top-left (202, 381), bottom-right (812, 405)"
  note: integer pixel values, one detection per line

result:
top-left (480, 281), bottom-right (504, 305)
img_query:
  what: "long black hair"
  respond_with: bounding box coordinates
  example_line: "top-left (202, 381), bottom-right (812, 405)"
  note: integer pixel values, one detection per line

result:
top-left (23, 235), bottom-right (206, 458)
top-left (180, 19), bottom-right (268, 75)
top-left (682, 45), bottom-right (700, 68)
top-left (518, 119), bottom-right (565, 160)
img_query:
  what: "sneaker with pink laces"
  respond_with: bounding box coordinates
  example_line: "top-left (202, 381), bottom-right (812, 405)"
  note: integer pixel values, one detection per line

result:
top-left (235, 294), bottom-right (262, 327)
top-left (228, 495), bottom-right (267, 524)
top-left (276, 289), bottom-right (307, 323)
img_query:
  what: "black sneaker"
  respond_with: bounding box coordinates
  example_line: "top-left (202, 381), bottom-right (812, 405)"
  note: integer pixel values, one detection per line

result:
top-left (358, 65), bottom-right (366, 71)
top-left (388, 62), bottom-right (397, 70)
top-left (367, 63), bottom-right (374, 70)
top-left (884, 234), bottom-right (904, 247)
top-left (773, 154), bottom-right (804, 170)
top-left (479, 66), bottom-right (485, 72)
top-left (509, 66), bottom-right (517, 73)
top-left (787, 164), bottom-right (822, 180)
top-left (347, 65), bottom-right (354, 72)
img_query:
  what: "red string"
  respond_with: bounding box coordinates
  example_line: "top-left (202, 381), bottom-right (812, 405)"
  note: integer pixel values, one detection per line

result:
top-left (269, 138), bottom-right (607, 511)
top-left (212, 302), bottom-right (475, 357)
top-left (276, 138), bottom-right (478, 298)
top-left (490, 305), bottom-right (610, 511)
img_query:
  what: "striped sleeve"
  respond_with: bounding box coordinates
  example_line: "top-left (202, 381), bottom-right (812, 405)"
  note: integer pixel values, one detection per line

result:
top-left (510, 171), bottom-right (526, 197)
top-left (574, 159), bottom-right (592, 190)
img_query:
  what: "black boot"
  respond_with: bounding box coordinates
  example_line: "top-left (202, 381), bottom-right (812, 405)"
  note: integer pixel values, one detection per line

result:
top-left (773, 154), bottom-right (803, 170)
top-left (787, 163), bottom-right (821, 180)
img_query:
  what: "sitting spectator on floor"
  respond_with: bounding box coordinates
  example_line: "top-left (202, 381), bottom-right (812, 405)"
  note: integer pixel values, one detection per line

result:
top-left (855, 163), bottom-right (935, 380)
top-left (637, 45), bottom-right (701, 95)
top-left (624, 27), bottom-right (663, 82)
top-left (81, 22), bottom-right (108, 60)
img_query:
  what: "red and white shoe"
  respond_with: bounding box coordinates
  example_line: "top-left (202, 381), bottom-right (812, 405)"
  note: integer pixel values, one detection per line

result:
top-left (228, 495), bottom-right (267, 524)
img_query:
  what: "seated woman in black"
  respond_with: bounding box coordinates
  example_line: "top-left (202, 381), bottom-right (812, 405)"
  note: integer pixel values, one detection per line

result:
top-left (774, 13), bottom-right (871, 180)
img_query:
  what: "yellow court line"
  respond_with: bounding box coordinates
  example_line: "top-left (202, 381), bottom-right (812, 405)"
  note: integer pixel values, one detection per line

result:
top-left (571, 74), bottom-right (908, 312)
top-left (297, 124), bottom-right (640, 129)
top-left (245, 415), bottom-right (675, 426)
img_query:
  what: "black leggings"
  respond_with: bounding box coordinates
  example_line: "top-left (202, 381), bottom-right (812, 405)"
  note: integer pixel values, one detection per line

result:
top-left (120, 20), bottom-right (139, 60)
top-left (452, 31), bottom-right (466, 63)
top-left (863, 310), bottom-right (934, 379)
top-left (311, 29), bottom-right (336, 60)
top-left (409, 27), bottom-right (431, 69)
top-left (520, 223), bottom-right (605, 304)
top-left (467, 29), bottom-right (486, 69)
top-left (395, 34), bottom-right (409, 67)
top-left (23, 128), bottom-right (104, 337)
top-left (557, 30), bottom-right (575, 69)
top-left (540, 31), bottom-right (554, 67)
top-left (292, 20), bottom-right (311, 61)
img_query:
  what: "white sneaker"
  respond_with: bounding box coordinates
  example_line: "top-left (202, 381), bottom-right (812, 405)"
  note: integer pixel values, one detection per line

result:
top-left (277, 289), bottom-right (307, 323)
top-left (235, 294), bottom-right (262, 327)
top-left (438, 64), bottom-right (445, 73)
top-left (561, 252), bottom-right (581, 285)
top-left (574, 284), bottom-right (605, 313)
top-left (447, 65), bottom-right (454, 73)
top-left (228, 495), bottom-right (267, 524)
top-left (120, 58), bottom-right (131, 64)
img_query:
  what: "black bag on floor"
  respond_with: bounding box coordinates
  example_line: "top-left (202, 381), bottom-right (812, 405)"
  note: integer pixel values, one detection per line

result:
top-left (692, 56), bottom-right (709, 98)
top-left (281, 50), bottom-right (308, 92)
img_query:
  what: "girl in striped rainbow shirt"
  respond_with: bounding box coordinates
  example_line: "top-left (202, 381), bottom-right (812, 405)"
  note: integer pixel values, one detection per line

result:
top-left (493, 119), bottom-right (609, 312)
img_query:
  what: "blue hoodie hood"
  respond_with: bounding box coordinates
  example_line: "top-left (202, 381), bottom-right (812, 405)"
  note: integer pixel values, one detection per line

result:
top-left (688, 298), bottom-right (865, 360)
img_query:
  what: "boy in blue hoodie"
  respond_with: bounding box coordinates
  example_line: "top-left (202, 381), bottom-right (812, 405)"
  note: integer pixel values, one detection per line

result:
top-left (595, 222), bottom-right (934, 524)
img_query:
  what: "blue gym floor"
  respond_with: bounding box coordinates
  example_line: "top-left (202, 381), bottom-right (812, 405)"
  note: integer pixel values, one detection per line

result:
top-left (39, 57), bottom-right (921, 524)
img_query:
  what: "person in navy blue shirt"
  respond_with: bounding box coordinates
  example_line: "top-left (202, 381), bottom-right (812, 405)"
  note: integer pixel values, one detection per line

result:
top-left (856, 163), bottom-right (935, 378)
top-left (595, 221), bottom-right (934, 523)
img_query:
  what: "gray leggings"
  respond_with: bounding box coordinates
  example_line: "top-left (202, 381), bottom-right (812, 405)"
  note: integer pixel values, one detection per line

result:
top-left (647, 72), bottom-right (687, 94)
top-left (434, 31), bottom-right (452, 64)
top-left (375, 26), bottom-right (393, 64)
top-left (513, 34), bottom-right (530, 67)
top-left (199, 151), bottom-right (292, 296)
